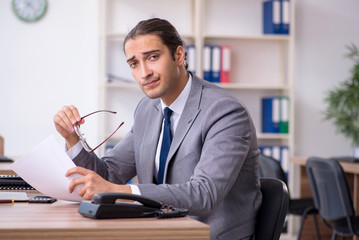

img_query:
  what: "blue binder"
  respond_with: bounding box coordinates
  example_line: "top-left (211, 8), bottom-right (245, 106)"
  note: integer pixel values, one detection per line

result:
top-left (263, 0), bottom-right (281, 34)
top-left (280, 146), bottom-right (289, 180)
top-left (211, 45), bottom-right (221, 83)
top-left (203, 45), bottom-right (212, 82)
top-left (280, 0), bottom-right (290, 34)
top-left (259, 146), bottom-right (273, 157)
top-left (262, 97), bottom-right (280, 133)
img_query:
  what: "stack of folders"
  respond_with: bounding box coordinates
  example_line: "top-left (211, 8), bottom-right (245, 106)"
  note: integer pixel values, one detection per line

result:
top-left (263, 0), bottom-right (290, 34)
top-left (261, 96), bottom-right (289, 134)
top-left (202, 45), bottom-right (231, 83)
top-left (259, 145), bottom-right (290, 180)
top-left (185, 45), bottom-right (231, 83)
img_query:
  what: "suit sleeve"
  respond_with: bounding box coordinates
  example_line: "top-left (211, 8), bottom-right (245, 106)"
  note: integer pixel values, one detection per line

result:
top-left (72, 127), bottom-right (137, 185)
top-left (72, 99), bottom-right (150, 184)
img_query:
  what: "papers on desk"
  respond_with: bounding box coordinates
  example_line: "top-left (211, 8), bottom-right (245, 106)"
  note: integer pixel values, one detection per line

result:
top-left (0, 192), bottom-right (28, 201)
top-left (10, 135), bottom-right (83, 202)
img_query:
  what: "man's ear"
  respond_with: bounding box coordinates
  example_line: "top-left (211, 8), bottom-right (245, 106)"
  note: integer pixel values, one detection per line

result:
top-left (175, 46), bottom-right (186, 66)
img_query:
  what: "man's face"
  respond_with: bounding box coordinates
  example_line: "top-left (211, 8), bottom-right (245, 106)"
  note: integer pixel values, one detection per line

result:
top-left (124, 34), bottom-right (183, 103)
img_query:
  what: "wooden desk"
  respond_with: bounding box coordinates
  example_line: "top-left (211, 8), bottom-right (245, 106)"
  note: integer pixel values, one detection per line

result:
top-left (0, 200), bottom-right (209, 240)
top-left (291, 156), bottom-right (359, 239)
top-left (0, 163), bottom-right (209, 239)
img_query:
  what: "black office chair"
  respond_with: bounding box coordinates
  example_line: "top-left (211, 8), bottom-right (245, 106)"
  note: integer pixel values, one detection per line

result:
top-left (306, 157), bottom-right (359, 240)
top-left (258, 153), bottom-right (320, 239)
top-left (256, 178), bottom-right (289, 240)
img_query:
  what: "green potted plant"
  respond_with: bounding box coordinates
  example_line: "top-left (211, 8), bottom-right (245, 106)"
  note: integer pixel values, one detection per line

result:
top-left (323, 43), bottom-right (359, 158)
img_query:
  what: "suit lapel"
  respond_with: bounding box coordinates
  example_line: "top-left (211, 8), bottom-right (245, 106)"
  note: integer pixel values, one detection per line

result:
top-left (139, 100), bottom-right (162, 183)
top-left (163, 75), bottom-right (203, 182)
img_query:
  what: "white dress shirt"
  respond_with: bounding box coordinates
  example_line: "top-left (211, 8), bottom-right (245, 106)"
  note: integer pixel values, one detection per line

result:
top-left (155, 74), bottom-right (192, 175)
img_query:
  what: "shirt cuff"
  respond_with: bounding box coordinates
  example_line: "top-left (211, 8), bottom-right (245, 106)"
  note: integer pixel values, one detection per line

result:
top-left (129, 184), bottom-right (141, 195)
top-left (66, 141), bottom-right (83, 159)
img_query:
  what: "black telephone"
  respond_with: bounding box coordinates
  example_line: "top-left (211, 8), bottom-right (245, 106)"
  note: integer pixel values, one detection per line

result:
top-left (78, 192), bottom-right (188, 219)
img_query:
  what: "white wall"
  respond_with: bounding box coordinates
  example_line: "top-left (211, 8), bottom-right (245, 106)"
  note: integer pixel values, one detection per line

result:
top-left (0, 0), bottom-right (99, 156)
top-left (294, 0), bottom-right (359, 157)
top-left (1, 0), bottom-right (359, 158)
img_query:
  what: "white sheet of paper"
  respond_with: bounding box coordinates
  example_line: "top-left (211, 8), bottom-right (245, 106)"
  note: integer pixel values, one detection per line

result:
top-left (10, 135), bottom-right (83, 202)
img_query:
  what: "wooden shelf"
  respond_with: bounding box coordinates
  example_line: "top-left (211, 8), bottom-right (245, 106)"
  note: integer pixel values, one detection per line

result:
top-left (102, 82), bottom-right (291, 91)
top-left (204, 34), bottom-right (291, 41)
top-left (257, 133), bottom-right (290, 140)
top-left (102, 82), bottom-right (138, 88)
top-left (216, 83), bottom-right (290, 90)
top-left (99, 0), bottom-right (296, 237)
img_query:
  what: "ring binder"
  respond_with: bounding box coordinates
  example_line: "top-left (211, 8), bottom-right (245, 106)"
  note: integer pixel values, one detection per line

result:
top-left (0, 175), bottom-right (35, 190)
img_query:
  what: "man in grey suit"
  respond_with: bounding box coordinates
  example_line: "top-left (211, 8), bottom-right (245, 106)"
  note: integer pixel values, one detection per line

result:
top-left (54, 18), bottom-right (262, 240)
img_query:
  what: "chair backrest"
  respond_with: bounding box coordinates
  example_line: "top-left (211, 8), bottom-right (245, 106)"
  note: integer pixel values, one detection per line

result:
top-left (256, 178), bottom-right (289, 240)
top-left (306, 157), bottom-right (355, 221)
top-left (258, 153), bottom-right (288, 185)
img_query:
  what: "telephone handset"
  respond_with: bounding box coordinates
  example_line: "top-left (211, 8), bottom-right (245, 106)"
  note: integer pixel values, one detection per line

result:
top-left (93, 192), bottom-right (162, 207)
top-left (78, 192), bottom-right (188, 219)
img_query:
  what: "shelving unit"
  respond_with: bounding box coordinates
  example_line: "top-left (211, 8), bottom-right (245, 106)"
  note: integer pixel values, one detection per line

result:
top-left (98, 0), bottom-right (296, 238)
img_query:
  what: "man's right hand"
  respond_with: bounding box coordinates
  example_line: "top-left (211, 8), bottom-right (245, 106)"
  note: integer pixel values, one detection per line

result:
top-left (53, 105), bottom-right (84, 149)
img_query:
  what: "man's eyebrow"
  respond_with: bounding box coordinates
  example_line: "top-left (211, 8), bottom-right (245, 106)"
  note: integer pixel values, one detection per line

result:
top-left (126, 56), bottom-right (135, 63)
top-left (143, 49), bottom-right (160, 55)
top-left (126, 49), bottom-right (160, 63)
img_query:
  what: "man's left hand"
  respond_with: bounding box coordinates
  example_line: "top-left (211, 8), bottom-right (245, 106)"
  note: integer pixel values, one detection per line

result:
top-left (65, 166), bottom-right (132, 200)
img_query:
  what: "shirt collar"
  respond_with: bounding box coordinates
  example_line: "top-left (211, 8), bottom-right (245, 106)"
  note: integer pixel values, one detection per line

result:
top-left (160, 73), bottom-right (192, 115)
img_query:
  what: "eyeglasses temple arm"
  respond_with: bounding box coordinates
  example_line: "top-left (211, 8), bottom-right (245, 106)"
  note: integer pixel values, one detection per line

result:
top-left (89, 122), bottom-right (124, 153)
top-left (81, 110), bottom-right (117, 120)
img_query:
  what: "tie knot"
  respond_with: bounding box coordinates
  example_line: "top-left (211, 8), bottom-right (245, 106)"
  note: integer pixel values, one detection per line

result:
top-left (163, 107), bottom-right (173, 121)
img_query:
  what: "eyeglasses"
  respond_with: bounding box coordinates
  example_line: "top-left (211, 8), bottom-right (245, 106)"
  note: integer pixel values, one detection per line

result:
top-left (74, 110), bottom-right (124, 154)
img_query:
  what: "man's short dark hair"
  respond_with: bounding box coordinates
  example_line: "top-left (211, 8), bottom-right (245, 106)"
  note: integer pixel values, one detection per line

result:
top-left (124, 18), bottom-right (187, 67)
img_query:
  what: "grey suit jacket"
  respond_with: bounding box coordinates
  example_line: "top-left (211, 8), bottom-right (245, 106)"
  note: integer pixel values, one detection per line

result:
top-left (74, 74), bottom-right (262, 240)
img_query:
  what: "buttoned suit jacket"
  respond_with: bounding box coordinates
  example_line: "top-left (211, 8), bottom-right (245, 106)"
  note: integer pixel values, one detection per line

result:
top-left (73, 73), bottom-right (262, 240)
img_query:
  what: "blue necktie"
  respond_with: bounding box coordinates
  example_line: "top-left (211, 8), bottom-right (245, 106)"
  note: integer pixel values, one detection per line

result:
top-left (158, 107), bottom-right (173, 184)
